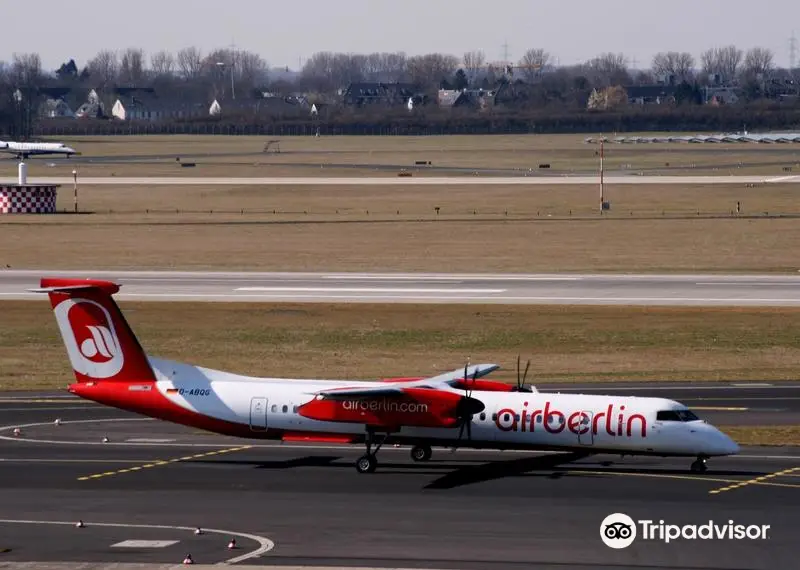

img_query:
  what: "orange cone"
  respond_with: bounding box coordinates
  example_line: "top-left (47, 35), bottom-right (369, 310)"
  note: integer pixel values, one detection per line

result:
top-left (227, 538), bottom-right (237, 549)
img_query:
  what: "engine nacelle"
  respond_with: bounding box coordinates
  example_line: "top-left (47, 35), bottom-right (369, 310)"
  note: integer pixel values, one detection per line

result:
top-left (297, 388), bottom-right (484, 429)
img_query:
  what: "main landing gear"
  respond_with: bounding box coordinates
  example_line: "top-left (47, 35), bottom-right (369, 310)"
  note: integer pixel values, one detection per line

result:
top-left (690, 456), bottom-right (708, 473)
top-left (356, 428), bottom-right (389, 474)
top-left (410, 444), bottom-right (432, 462)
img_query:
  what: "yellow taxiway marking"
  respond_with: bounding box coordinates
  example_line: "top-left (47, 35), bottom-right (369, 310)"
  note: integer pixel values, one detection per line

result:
top-left (77, 445), bottom-right (252, 481)
top-left (571, 468), bottom-right (800, 490)
top-left (708, 466), bottom-right (800, 495)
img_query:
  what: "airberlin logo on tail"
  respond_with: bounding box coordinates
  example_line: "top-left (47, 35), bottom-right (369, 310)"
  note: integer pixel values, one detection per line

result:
top-left (53, 297), bottom-right (124, 379)
top-left (81, 325), bottom-right (117, 360)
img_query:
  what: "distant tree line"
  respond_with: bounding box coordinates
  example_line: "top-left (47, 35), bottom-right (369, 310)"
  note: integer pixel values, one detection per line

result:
top-left (1, 44), bottom-right (799, 137)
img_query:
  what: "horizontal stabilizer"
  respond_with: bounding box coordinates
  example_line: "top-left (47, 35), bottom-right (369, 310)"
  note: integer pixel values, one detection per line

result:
top-left (31, 278), bottom-right (121, 295)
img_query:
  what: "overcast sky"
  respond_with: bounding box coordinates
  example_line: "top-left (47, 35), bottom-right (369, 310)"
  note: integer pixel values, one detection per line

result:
top-left (3, 0), bottom-right (799, 71)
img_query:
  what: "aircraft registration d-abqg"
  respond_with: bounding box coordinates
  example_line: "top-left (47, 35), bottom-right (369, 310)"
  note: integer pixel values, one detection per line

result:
top-left (34, 277), bottom-right (739, 474)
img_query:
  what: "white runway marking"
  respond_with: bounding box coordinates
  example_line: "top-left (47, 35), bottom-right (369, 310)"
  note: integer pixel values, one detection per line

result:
top-left (325, 275), bottom-right (582, 281)
top-left (0, 519), bottom-right (274, 564)
top-left (695, 282), bottom-right (795, 286)
top-left (233, 286), bottom-right (506, 294)
top-left (112, 539), bottom-right (178, 548)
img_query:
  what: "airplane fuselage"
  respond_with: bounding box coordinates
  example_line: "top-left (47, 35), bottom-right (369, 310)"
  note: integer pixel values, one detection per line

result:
top-left (0, 141), bottom-right (77, 158)
top-left (69, 356), bottom-right (740, 460)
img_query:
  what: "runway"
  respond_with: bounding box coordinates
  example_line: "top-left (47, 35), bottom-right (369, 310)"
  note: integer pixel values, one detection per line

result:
top-left (1, 270), bottom-right (800, 306)
top-left (0, 389), bottom-right (798, 569)
top-left (2, 174), bottom-right (800, 185)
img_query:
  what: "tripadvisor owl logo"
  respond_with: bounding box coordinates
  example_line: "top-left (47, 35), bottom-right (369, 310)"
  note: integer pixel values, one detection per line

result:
top-left (600, 513), bottom-right (636, 548)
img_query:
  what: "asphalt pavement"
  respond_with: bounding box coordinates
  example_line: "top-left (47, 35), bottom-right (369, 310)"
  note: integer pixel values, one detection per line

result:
top-left (2, 270), bottom-right (800, 305)
top-left (0, 393), bottom-right (797, 569)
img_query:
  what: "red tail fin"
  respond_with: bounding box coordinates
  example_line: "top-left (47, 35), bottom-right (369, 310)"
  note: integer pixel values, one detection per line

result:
top-left (35, 278), bottom-right (156, 384)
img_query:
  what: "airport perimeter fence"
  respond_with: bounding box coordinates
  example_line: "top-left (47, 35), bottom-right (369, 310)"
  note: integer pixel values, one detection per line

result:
top-left (30, 105), bottom-right (800, 138)
top-left (33, 122), bottom-right (543, 137)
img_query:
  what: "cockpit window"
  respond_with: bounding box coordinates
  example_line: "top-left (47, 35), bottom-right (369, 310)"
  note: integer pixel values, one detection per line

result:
top-left (657, 409), bottom-right (700, 422)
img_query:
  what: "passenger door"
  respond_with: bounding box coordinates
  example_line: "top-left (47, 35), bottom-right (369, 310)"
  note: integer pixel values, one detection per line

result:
top-left (249, 397), bottom-right (268, 432)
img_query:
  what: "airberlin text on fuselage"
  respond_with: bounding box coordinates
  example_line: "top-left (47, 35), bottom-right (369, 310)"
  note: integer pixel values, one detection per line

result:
top-left (341, 399), bottom-right (429, 414)
top-left (495, 401), bottom-right (647, 437)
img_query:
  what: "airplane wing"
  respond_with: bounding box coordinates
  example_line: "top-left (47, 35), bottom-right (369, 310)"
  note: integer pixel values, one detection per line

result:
top-left (311, 364), bottom-right (500, 400)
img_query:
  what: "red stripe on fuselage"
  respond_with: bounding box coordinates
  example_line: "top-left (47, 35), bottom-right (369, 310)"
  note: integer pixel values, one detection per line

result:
top-left (69, 381), bottom-right (261, 438)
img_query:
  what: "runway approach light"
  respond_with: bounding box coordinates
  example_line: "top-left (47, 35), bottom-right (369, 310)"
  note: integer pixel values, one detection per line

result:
top-left (102, 437), bottom-right (109, 443)
top-left (228, 538), bottom-right (237, 549)
top-left (194, 527), bottom-right (203, 535)
top-left (183, 553), bottom-right (194, 564)
top-left (75, 520), bottom-right (84, 528)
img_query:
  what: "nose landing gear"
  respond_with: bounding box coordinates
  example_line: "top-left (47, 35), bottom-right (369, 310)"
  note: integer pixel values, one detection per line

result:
top-left (690, 456), bottom-right (708, 473)
top-left (355, 428), bottom-right (389, 474)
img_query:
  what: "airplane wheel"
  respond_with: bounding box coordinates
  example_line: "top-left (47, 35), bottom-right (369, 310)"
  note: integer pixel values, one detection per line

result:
top-left (356, 454), bottom-right (377, 474)
top-left (410, 445), bottom-right (432, 462)
top-left (690, 458), bottom-right (707, 473)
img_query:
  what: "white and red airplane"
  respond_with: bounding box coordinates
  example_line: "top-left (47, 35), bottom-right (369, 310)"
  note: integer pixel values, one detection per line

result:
top-left (34, 277), bottom-right (740, 474)
top-left (0, 140), bottom-right (78, 159)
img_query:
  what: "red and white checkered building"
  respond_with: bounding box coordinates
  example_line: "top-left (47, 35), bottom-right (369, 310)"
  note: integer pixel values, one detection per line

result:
top-left (0, 185), bottom-right (58, 214)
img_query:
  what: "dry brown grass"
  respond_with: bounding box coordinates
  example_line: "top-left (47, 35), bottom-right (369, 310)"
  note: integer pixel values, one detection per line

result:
top-left (3, 301), bottom-right (800, 390)
top-left (42, 182), bottom-right (800, 217)
top-left (1, 181), bottom-right (799, 273)
top-left (2, 134), bottom-right (798, 178)
top-left (719, 426), bottom-right (800, 446)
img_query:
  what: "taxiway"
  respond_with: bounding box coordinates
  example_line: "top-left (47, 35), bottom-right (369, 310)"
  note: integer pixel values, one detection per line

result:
top-left (0, 389), bottom-right (797, 569)
top-left (1, 270), bottom-right (800, 306)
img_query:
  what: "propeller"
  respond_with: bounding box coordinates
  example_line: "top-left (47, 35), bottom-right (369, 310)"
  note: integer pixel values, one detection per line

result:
top-left (512, 355), bottom-right (533, 392)
top-left (452, 362), bottom-right (485, 451)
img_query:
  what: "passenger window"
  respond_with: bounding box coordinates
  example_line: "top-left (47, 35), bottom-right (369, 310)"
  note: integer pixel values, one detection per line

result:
top-left (282, 405), bottom-right (288, 413)
top-left (503, 413), bottom-right (510, 422)
top-left (293, 406), bottom-right (298, 413)
top-left (271, 405), bottom-right (277, 412)
top-left (479, 412), bottom-right (486, 421)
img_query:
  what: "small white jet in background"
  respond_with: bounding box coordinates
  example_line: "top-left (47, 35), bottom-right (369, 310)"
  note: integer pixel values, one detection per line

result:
top-left (0, 140), bottom-right (78, 159)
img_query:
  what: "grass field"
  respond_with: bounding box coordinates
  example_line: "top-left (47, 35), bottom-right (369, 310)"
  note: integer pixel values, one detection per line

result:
top-left (1, 134), bottom-right (798, 273)
top-left (717, 426), bottom-right (800, 447)
top-left (1, 180), bottom-right (799, 272)
top-left (2, 134), bottom-right (799, 178)
top-left (3, 301), bottom-right (800, 391)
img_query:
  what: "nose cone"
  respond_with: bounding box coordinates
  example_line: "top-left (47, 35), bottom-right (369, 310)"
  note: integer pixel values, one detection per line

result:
top-left (710, 427), bottom-right (740, 456)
